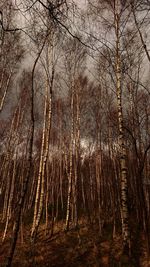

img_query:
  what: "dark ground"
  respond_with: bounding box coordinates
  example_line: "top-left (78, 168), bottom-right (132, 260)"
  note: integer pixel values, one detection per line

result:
top-left (0, 220), bottom-right (150, 267)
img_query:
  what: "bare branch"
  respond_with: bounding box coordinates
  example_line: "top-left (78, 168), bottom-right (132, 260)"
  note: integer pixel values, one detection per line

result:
top-left (131, 1), bottom-right (150, 62)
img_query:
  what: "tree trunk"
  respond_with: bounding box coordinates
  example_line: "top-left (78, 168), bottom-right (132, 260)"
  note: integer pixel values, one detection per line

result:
top-left (114, 0), bottom-right (130, 254)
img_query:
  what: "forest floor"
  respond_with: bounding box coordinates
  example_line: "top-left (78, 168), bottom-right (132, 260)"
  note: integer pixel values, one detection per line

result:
top-left (0, 219), bottom-right (150, 267)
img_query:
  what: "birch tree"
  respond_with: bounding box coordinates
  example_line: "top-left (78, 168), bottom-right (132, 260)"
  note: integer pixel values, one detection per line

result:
top-left (31, 43), bottom-right (55, 239)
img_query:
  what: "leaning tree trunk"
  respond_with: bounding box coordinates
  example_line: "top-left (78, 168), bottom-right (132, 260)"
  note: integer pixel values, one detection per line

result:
top-left (31, 65), bottom-right (54, 239)
top-left (31, 80), bottom-right (48, 239)
top-left (5, 39), bottom-right (46, 267)
top-left (33, 75), bottom-right (53, 238)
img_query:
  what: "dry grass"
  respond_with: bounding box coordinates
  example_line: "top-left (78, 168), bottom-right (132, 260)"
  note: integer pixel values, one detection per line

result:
top-left (0, 220), bottom-right (150, 267)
